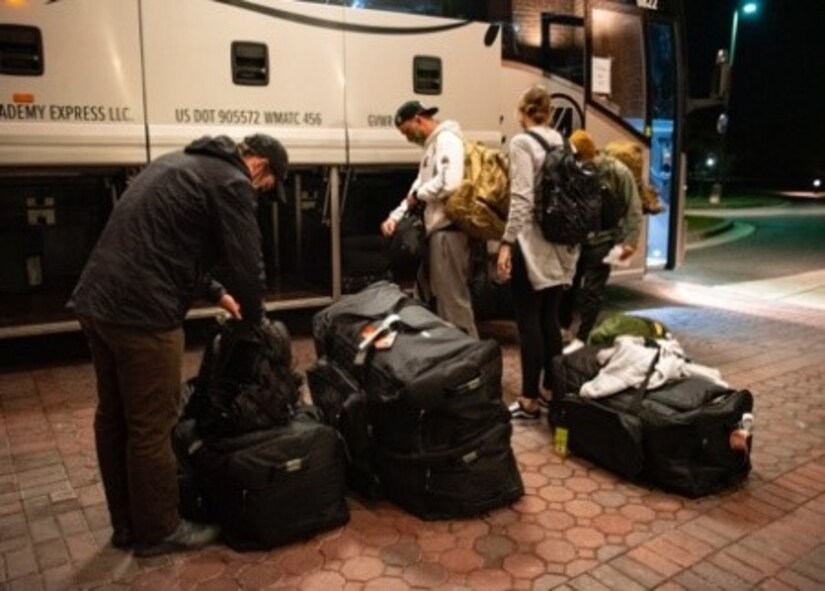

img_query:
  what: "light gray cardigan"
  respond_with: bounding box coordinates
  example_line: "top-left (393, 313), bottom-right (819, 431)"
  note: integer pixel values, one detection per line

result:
top-left (502, 125), bottom-right (580, 290)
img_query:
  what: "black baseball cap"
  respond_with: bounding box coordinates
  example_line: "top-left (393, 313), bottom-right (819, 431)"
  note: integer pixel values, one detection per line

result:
top-left (243, 134), bottom-right (289, 203)
top-left (394, 100), bottom-right (439, 127)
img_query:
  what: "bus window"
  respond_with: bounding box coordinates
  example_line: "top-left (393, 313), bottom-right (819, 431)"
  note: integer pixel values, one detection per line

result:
top-left (504, 1), bottom-right (582, 71)
top-left (590, 7), bottom-right (646, 134)
top-left (648, 22), bottom-right (675, 121)
top-left (542, 14), bottom-right (584, 86)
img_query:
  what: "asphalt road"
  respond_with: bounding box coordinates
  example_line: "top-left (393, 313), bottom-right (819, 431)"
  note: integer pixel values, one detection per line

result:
top-left (660, 200), bottom-right (825, 285)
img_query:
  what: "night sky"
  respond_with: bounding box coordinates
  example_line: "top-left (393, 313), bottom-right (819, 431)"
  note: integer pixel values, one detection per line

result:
top-left (683, 0), bottom-right (825, 188)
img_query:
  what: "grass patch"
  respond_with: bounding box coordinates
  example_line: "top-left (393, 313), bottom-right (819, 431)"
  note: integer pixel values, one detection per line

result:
top-left (686, 193), bottom-right (786, 209)
top-left (686, 215), bottom-right (725, 234)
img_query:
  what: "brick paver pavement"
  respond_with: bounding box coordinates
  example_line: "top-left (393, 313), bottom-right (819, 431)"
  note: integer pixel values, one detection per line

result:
top-left (1, 278), bottom-right (823, 590)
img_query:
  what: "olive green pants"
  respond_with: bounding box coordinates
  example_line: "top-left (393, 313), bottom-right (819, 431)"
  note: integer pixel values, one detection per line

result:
top-left (80, 317), bottom-right (184, 545)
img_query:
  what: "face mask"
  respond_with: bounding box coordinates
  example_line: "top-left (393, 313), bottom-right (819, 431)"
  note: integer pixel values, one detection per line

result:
top-left (408, 129), bottom-right (427, 146)
top-left (407, 128), bottom-right (426, 146)
top-left (252, 160), bottom-right (275, 193)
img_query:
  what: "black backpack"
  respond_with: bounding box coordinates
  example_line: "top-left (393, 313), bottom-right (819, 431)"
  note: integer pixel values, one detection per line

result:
top-left (527, 131), bottom-right (603, 245)
top-left (183, 317), bottom-right (301, 439)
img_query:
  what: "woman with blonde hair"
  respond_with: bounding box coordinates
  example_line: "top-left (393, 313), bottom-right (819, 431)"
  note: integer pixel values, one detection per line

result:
top-left (497, 85), bottom-right (579, 419)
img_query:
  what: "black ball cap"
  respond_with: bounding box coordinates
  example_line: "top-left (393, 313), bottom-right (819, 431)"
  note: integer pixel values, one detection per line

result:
top-left (244, 134), bottom-right (289, 180)
top-left (244, 134), bottom-right (289, 203)
top-left (394, 100), bottom-right (439, 127)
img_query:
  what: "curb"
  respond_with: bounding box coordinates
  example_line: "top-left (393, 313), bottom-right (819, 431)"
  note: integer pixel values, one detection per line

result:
top-left (686, 219), bottom-right (734, 243)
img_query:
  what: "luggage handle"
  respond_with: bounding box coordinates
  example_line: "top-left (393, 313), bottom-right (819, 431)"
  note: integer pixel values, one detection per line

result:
top-left (629, 350), bottom-right (660, 415)
top-left (354, 313), bottom-right (401, 365)
top-left (352, 312), bottom-right (447, 366)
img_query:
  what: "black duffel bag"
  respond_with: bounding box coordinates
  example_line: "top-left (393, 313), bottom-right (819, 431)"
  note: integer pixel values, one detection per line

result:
top-left (312, 281), bottom-right (509, 455)
top-left (551, 347), bottom-right (753, 497)
top-left (387, 207), bottom-right (426, 281)
top-left (173, 407), bottom-right (349, 550)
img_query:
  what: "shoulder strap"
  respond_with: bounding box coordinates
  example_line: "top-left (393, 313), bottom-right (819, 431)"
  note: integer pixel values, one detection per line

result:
top-left (629, 349), bottom-right (661, 414)
top-left (526, 130), bottom-right (570, 156)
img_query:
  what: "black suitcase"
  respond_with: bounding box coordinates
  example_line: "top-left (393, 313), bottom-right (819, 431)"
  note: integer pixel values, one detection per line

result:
top-left (375, 422), bottom-right (523, 520)
top-left (174, 408), bottom-right (350, 550)
top-left (306, 357), bottom-right (382, 499)
top-left (312, 281), bottom-right (509, 455)
top-left (551, 348), bottom-right (753, 497)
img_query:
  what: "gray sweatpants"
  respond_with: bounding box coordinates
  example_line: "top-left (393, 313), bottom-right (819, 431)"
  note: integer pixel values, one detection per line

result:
top-left (418, 229), bottom-right (479, 339)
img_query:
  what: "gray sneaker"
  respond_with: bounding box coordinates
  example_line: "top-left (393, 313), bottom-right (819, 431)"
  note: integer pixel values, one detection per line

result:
top-left (133, 519), bottom-right (220, 558)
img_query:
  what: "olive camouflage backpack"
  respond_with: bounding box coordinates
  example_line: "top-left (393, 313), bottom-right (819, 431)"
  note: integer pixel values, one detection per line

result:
top-left (444, 141), bottom-right (510, 241)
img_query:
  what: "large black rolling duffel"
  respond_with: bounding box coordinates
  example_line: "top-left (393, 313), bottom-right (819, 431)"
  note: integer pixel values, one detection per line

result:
top-left (551, 347), bottom-right (753, 498)
top-left (311, 282), bottom-right (522, 517)
top-left (312, 281), bottom-right (510, 455)
top-left (174, 408), bottom-right (350, 551)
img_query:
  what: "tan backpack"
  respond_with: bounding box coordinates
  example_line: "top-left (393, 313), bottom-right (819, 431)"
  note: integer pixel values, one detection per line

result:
top-left (444, 142), bottom-right (510, 240)
top-left (603, 140), bottom-right (664, 214)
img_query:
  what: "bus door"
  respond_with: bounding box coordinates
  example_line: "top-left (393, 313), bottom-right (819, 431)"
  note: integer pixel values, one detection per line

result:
top-left (587, 1), bottom-right (684, 270)
top-left (645, 16), bottom-right (679, 268)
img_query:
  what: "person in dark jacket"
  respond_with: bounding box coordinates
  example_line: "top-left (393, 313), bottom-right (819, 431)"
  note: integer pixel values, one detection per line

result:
top-left (559, 129), bottom-right (643, 354)
top-left (68, 134), bottom-right (288, 557)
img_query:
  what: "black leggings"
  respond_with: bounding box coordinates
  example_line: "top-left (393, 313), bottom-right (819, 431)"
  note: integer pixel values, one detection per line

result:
top-left (510, 244), bottom-right (564, 399)
top-left (559, 241), bottom-right (613, 341)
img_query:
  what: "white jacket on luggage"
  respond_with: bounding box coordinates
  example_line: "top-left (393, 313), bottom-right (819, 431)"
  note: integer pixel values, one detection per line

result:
top-left (580, 336), bottom-right (728, 399)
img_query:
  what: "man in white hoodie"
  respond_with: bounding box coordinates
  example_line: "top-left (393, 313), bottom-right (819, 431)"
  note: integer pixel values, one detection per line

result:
top-left (380, 101), bottom-right (478, 338)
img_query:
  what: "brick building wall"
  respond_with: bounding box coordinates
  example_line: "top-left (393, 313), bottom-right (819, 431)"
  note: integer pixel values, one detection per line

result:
top-left (511, 0), bottom-right (584, 47)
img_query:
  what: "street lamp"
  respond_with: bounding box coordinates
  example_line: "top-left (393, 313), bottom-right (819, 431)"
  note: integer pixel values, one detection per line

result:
top-left (729, 2), bottom-right (758, 67)
top-left (711, 1), bottom-right (759, 203)
top-left (705, 154), bottom-right (717, 169)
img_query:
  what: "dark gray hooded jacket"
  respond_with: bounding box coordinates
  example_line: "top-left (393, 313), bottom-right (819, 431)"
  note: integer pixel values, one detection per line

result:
top-left (69, 136), bottom-right (265, 329)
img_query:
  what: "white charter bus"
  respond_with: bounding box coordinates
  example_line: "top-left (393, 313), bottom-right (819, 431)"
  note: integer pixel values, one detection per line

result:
top-left (0, 0), bottom-right (685, 337)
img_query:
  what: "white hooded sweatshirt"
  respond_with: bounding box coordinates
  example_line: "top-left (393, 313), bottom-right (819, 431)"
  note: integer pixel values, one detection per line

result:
top-left (389, 120), bottom-right (464, 234)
